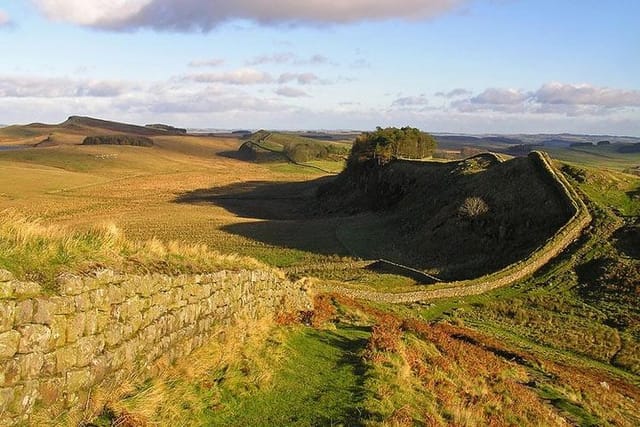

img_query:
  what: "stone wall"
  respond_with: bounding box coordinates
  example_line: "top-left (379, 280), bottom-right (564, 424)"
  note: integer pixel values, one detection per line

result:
top-left (0, 269), bottom-right (310, 425)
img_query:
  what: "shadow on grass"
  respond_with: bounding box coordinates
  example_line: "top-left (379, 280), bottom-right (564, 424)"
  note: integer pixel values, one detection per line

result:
top-left (174, 177), bottom-right (333, 220)
top-left (173, 177), bottom-right (359, 259)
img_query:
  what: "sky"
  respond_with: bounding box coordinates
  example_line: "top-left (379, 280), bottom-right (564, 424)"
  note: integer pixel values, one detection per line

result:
top-left (0, 1), bottom-right (639, 135)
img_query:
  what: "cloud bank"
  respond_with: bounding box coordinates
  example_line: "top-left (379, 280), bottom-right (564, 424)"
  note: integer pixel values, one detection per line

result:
top-left (32, 0), bottom-right (468, 31)
top-left (450, 83), bottom-right (640, 115)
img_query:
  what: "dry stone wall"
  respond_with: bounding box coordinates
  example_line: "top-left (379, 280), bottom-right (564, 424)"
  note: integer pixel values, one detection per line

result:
top-left (0, 269), bottom-right (310, 425)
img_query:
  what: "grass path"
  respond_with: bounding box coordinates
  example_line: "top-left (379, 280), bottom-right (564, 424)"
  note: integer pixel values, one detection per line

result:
top-left (209, 324), bottom-right (371, 426)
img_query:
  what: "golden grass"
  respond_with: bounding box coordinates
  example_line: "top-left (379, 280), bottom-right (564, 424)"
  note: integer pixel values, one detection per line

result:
top-left (0, 210), bottom-right (275, 290)
top-left (85, 317), bottom-right (287, 426)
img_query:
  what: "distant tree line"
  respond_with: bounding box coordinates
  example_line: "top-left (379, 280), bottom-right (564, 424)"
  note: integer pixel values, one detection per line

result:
top-left (82, 135), bottom-right (154, 147)
top-left (348, 126), bottom-right (437, 167)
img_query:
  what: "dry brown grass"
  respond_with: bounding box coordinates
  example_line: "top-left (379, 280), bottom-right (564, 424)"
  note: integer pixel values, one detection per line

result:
top-left (0, 210), bottom-right (276, 290)
top-left (330, 296), bottom-right (640, 426)
top-left (84, 316), bottom-right (286, 426)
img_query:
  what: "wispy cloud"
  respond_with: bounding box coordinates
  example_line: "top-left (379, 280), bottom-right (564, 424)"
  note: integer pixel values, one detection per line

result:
top-left (246, 52), bottom-right (331, 66)
top-left (186, 68), bottom-right (274, 85)
top-left (275, 86), bottom-right (310, 98)
top-left (247, 52), bottom-right (296, 65)
top-left (392, 96), bottom-right (429, 107)
top-left (188, 58), bottom-right (225, 68)
top-left (32, 0), bottom-right (470, 31)
top-left (434, 88), bottom-right (471, 98)
top-left (277, 72), bottom-right (320, 85)
top-left (0, 76), bottom-right (133, 98)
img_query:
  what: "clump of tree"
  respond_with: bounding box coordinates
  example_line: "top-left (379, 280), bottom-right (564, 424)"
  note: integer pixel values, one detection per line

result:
top-left (348, 126), bottom-right (437, 167)
top-left (145, 124), bottom-right (187, 134)
top-left (82, 135), bottom-right (154, 147)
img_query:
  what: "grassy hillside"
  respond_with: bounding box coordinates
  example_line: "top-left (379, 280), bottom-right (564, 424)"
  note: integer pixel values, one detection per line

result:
top-left (1, 118), bottom-right (638, 425)
top-left (319, 154), bottom-right (572, 280)
top-left (237, 130), bottom-right (350, 172)
top-left (96, 294), bottom-right (640, 426)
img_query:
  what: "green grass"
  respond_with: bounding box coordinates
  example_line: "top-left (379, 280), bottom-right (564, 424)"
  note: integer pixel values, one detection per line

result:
top-left (209, 324), bottom-right (371, 426)
top-left (544, 145), bottom-right (640, 172)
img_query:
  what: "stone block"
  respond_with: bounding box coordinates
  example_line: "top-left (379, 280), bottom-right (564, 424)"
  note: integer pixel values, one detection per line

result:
top-left (18, 325), bottom-right (53, 354)
top-left (12, 281), bottom-right (42, 298)
top-left (54, 346), bottom-right (77, 374)
top-left (14, 299), bottom-right (33, 326)
top-left (57, 274), bottom-right (85, 296)
top-left (0, 358), bottom-right (21, 387)
top-left (18, 352), bottom-right (44, 379)
top-left (106, 285), bottom-right (125, 305)
top-left (49, 296), bottom-right (75, 315)
top-left (0, 282), bottom-right (13, 299)
top-left (89, 288), bottom-right (109, 312)
top-left (75, 336), bottom-right (103, 368)
top-left (66, 312), bottom-right (86, 343)
top-left (129, 312), bottom-right (143, 334)
top-left (38, 377), bottom-right (64, 406)
top-left (9, 380), bottom-right (38, 414)
top-left (74, 293), bottom-right (92, 312)
top-left (42, 352), bottom-right (56, 376)
top-left (96, 311), bottom-right (110, 333)
top-left (0, 301), bottom-right (16, 333)
top-left (32, 298), bottom-right (55, 325)
top-left (104, 323), bottom-right (124, 348)
top-left (0, 270), bottom-right (13, 282)
top-left (50, 315), bottom-right (67, 347)
top-left (66, 368), bottom-right (92, 392)
top-left (84, 309), bottom-right (98, 336)
top-left (90, 355), bottom-right (109, 383)
top-left (0, 387), bottom-right (15, 414)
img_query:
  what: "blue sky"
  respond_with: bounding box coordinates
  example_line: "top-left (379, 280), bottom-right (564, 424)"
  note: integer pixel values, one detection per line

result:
top-left (0, 0), bottom-right (639, 135)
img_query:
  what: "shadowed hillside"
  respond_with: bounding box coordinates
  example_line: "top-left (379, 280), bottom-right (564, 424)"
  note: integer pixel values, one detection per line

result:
top-left (319, 153), bottom-right (572, 279)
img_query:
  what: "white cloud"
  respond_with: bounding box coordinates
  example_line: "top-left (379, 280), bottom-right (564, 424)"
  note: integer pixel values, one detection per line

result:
top-left (392, 96), bottom-right (429, 107)
top-left (275, 86), bottom-right (310, 98)
top-left (434, 88), bottom-right (471, 98)
top-left (0, 76), bottom-right (132, 98)
top-left (247, 52), bottom-right (296, 65)
top-left (534, 82), bottom-right (640, 107)
top-left (187, 68), bottom-right (274, 85)
top-left (188, 58), bottom-right (225, 68)
top-left (471, 88), bottom-right (530, 105)
top-left (278, 72), bottom-right (319, 85)
top-left (246, 52), bottom-right (331, 66)
top-left (31, 0), bottom-right (468, 31)
top-left (451, 83), bottom-right (640, 116)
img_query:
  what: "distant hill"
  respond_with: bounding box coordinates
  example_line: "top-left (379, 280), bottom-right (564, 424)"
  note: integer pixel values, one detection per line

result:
top-left (145, 123), bottom-right (187, 134)
top-left (238, 130), bottom-right (351, 164)
top-left (61, 116), bottom-right (166, 136)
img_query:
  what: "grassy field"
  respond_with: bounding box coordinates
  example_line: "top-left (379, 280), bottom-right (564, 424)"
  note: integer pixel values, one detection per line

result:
top-left (1, 120), bottom-right (639, 425)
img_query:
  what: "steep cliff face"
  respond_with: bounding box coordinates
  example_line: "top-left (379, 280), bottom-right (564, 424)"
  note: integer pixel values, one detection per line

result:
top-left (318, 153), bottom-right (573, 279)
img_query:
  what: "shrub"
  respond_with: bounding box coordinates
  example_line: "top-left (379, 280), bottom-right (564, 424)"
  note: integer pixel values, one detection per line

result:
top-left (458, 197), bottom-right (489, 218)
